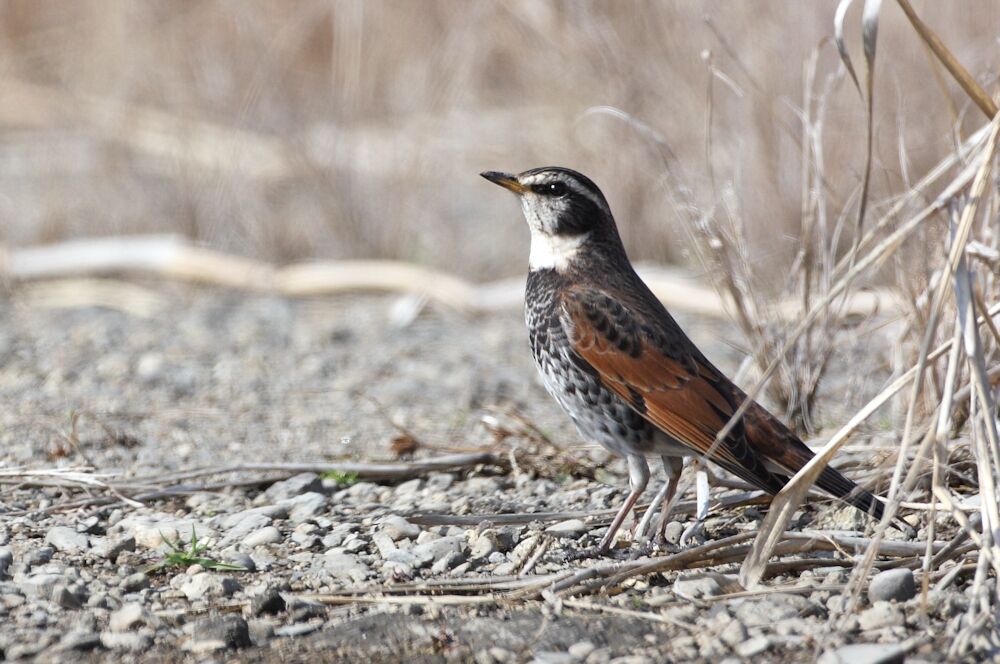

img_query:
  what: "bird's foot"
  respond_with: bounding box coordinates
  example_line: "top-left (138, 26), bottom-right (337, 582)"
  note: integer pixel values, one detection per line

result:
top-left (629, 537), bottom-right (680, 559)
top-left (678, 519), bottom-right (706, 548)
top-left (564, 545), bottom-right (630, 562)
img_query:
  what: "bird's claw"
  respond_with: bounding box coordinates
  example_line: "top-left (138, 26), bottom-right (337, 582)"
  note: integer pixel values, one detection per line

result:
top-left (678, 519), bottom-right (706, 547)
top-left (564, 545), bottom-right (630, 562)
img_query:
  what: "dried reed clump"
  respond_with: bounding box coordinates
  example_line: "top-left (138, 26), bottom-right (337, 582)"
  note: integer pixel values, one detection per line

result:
top-left (694, 2), bottom-right (1000, 656)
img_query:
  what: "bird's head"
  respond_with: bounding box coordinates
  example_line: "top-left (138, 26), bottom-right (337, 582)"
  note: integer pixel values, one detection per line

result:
top-left (481, 167), bottom-right (622, 271)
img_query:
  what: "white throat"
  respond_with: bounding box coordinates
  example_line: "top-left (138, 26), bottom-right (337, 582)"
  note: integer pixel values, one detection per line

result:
top-left (528, 230), bottom-right (586, 271)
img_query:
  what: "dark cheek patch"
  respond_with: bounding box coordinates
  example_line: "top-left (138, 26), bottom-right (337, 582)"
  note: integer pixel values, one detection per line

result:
top-left (556, 198), bottom-right (599, 235)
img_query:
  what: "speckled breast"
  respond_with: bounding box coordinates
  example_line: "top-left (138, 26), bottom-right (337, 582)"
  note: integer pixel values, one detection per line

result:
top-left (524, 269), bottom-right (662, 457)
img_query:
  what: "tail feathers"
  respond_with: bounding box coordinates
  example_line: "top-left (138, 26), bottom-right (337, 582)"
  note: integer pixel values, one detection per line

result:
top-left (815, 466), bottom-right (915, 536)
top-left (816, 465), bottom-right (884, 519)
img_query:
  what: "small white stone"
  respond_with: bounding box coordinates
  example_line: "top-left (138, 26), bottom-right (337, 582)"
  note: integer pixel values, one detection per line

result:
top-left (544, 519), bottom-right (587, 539)
top-left (243, 526), bottom-right (282, 547)
top-left (380, 516), bottom-right (421, 541)
top-left (110, 603), bottom-right (149, 632)
top-left (736, 636), bottom-right (771, 658)
top-left (45, 526), bottom-right (90, 553)
top-left (180, 573), bottom-right (241, 601)
top-left (568, 640), bottom-right (595, 658)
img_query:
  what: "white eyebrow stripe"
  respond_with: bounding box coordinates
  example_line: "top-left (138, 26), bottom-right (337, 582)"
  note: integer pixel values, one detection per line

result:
top-left (520, 172), bottom-right (610, 214)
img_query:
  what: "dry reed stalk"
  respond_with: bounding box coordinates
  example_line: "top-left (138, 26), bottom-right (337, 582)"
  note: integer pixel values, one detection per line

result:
top-left (1, 452), bottom-right (503, 516)
top-left (0, 235), bottom-right (900, 321)
top-left (741, 118), bottom-right (1000, 589)
top-left (739, 0), bottom-right (1000, 594)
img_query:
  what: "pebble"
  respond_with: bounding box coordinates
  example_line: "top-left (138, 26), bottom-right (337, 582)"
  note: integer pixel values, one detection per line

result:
top-left (101, 631), bottom-right (153, 652)
top-left (673, 574), bottom-right (724, 599)
top-left (395, 478), bottom-right (422, 496)
top-left (250, 586), bottom-right (286, 616)
top-left (120, 572), bottom-right (150, 593)
top-left (544, 519), bottom-right (588, 539)
top-left (568, 641), bottom-right (596, 658)
top-left (510, 536), bottom-right (539, 564)
top-left (868, 569), bottom-right (916, 603)
top-left (262, 473), bottom-right (323, 502)
top-left (471, 529), bottom-right (500, 559)
top-left (663, 521), bottom-right (684, 545)
top-left (0, 548), bottom-right (13, 576)
top-left (430, 551), bottom-right (466, 574)
top-left (52, 584), bottom-right (85, 609)
top-left (380, 515), bottom-right (421, 541)
top-left (340, 536), bottom-right (368, 553)
top-left (110, 602), bottom-right (151, 632)
top-left (180, 573), bottom-right (242, 601)
top-left (413, 535), bottom-right (467, 564)
top-left (488, 646), bottom-right (516, 662)
top-left (225, 551), bottom-right (256, 571)
top-left (23, 547), bottom-right (54, 568)
top-left (493, 561), bottom-right (517, 575)
top-left (76, 515), bottom-right (102, 534)
top-left (248, 618), bottom-right (275, 645)
top-left (244, 526), bottom-right (283, 547)
top-left (719, 619), bottom-right (748, 647)
top-left (90, 535), bottom-right (136, 561)
top-left (283, 492), bottom-right (328, 524)
top-left (273, 623), bottom-right (320, 638)
top-left (18, 573), bottom-right (64, 599)
top-left (222, 512), bottom-right (273, 544)
top-left (380, 552), bottom-right (415, 575)
top-left (45, 526), bottom-right (90, 553)
top-left (55, 629), bottom-right (102, 651)
top-left (858, 602), bottom-right (904, 631)
top-left (286, 597), bottom-right (326, 622)
top-left (117, 514), bottom-right (214, 549)
top-left (219, 505), bottom-right (288, 529)
top-left (187, 614), bottom-right (251, 651)
top-left (372, 532), bottom-right (398, 558)
top-left (317, 553), bottom-right (370, 583)
top-left (340, 481), bottom-right (380, 502)
top-left (135, 352), bottom-right (164, 381)
top-left (383, 559), bottom-right (414, 580)
top-left (426, 473), bottom-right (455, 490)
top-left (736, 636), bottom-right (771, 658)
top-left (818, 642), bottom-right (907, 664)
top-left (733, 596), bottom-right (811, 626)
top-left (462, 476), bottom-right (502, 495)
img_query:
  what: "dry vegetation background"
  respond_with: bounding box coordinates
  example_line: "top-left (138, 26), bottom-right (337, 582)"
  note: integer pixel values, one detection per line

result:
top-left (0, 1), bottom-right (996, 282)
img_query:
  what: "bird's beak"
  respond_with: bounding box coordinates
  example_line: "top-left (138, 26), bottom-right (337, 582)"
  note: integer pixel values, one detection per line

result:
top-left (480, 171), bottom-right (528, 194)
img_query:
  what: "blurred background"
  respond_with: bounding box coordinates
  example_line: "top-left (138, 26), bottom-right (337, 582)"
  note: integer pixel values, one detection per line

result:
top-left (0, 1), bottom-right (996, 282)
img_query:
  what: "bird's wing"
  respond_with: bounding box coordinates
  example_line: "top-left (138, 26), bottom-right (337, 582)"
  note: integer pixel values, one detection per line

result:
top-left (558, 286), bottom-right (783, 492)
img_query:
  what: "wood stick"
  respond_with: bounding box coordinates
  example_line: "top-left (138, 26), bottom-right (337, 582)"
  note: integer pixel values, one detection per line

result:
top-left (1, 235), bottom-right (902, 321)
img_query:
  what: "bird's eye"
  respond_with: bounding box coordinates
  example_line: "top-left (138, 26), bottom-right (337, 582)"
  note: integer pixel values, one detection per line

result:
top-left (533, 182), bottom-right (567, 197)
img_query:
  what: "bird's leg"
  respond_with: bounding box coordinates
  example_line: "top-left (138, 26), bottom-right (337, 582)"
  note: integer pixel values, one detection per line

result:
top-left (652, 456), bottom-right (683, 545)
top-left (679, 461), bottom-right (711, 546)
top-left (635, 474), bottom-right (672, 540)
top-left (596, 454), bottom-right (649, 554)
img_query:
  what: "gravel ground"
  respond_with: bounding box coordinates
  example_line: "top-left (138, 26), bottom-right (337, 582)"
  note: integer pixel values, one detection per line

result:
top-left (0, 282), bottom-right (983, 662)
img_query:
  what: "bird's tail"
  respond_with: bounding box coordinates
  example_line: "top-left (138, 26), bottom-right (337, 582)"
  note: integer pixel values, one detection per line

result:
top-left (814, 465), bottom-right (915, 536)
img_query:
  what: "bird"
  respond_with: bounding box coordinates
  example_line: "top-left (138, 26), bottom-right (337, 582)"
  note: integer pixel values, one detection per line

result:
top-left (481, 166), bottom-right (896, 554)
